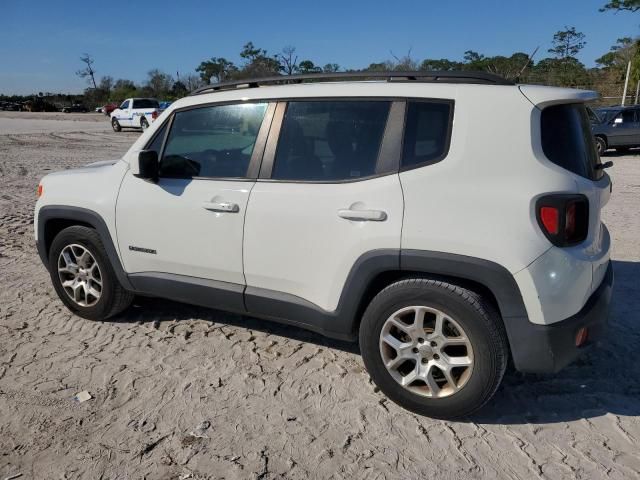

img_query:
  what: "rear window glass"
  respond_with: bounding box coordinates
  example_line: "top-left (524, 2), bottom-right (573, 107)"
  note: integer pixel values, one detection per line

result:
top-left (541, 104), bottom-right (603, 180)
top-left (133, 99), bottom-right (159, 109)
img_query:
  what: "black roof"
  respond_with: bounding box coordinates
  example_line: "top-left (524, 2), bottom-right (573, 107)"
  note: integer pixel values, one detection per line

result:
top-left (189, 71), bottom-right (514, 96)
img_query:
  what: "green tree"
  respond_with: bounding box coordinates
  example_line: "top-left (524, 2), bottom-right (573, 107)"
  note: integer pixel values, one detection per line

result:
top-left (196, 57), bottom-right (237, 84)
top-left (323, 63), bottom-right (341, 73)
top-left (298, 60), bottom-right (322, 73)
top-left (146, 69), bottom-right (173, 98)
top-left (420, 58), bottom-right (460, 71)
top-left (548, 27), bottom-right (586, 59)
top-left (171, 81), bottom-right (188, 98)
top-left (600, 0), bottom-right (640, 12)
top-left (236, 41), bottom-right (281, 79)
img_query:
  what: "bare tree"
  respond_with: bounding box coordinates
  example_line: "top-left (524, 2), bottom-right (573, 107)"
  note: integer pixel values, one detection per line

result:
top-left (390, 48), bottom-right (418, 70)
top-left (183, 73), bottom-right (203, 91)
top-left (76, 53), bottom-right (97, 89)
top-left (278, 46), bottom-right (299, 75)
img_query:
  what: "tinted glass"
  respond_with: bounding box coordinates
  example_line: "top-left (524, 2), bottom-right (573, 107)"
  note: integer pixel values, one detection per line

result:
top-left (133, 99), bottom-right (159, 109)
top-left (147, 121), bottom-right (168, 153)
top-left (120, 100), bottom-right (129, 109)
top-left (621, 109), bottom-right (635, 123)
top-left (402, 101), bottom-right (452, 168)
top-left (541, 103), bottom-right (602, 180)
top-left (159, 103), bottom-right (268, 178)
top-left (272, 101), bottom-right (390, 181)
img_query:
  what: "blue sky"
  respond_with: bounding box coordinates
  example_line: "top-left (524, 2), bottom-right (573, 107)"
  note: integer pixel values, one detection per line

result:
top-left (1, 0), bottom-right (638, 94)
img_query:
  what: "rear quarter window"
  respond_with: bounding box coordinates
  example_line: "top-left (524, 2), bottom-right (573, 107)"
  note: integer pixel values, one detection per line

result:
top-left (541, 103), bottom-right (603, 180)
top-left (401, 100), bottom-right (453, 169)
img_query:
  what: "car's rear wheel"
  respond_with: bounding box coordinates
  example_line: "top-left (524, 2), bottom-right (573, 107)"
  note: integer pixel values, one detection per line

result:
top-left (595, 136), bottom-right (607, 156)
top-left (359, 278), bottom-right (508, 419)
top-left (49, 226), bottom-right (133, 320)
top-left (140, 117), bottom-right (149, 130)
top-left (111, 118), bottom-right (121, 132)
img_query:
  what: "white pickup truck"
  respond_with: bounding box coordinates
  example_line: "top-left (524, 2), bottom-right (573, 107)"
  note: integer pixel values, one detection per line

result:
top-left (110, 98), bottom-right (161, 132)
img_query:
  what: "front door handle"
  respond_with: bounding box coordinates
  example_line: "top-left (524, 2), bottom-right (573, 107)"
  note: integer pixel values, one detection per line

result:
top-left (202, 201), bottom-right (239, 213)
top-left (338, 209), bottom-right (387, 221)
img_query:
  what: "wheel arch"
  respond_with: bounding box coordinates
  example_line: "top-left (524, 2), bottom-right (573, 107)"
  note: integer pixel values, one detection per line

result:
top-left (341, 249), bottom-right (530, 364)
top-left (37, 206), bottom-right (133, 290)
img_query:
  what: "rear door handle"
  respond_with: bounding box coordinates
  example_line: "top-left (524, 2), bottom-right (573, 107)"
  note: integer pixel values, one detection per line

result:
top-left (202, 201), bottom-right (239, 213)
top-left (338, 209), bottom-right (387, 221)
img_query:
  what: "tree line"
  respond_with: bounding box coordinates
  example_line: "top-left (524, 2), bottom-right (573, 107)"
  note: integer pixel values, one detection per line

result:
top-left (2, 0), bottom-right (638, 108)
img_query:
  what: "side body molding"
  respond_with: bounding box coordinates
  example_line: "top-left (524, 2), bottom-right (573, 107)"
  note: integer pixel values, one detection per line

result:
top-left (244, 249), bottom-right (400, 341)
top-left (36, 209), bottom-right (533, 368)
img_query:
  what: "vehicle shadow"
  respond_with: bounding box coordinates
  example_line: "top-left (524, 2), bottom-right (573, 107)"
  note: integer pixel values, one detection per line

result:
top-left (470, 259), bottom-right (640, 424)
top-left (112, 260), bottom-right (639, 424)
top-left (116, 296), bottom-right (359, 354)
top-left (602, 148), bottom-right (640, 157)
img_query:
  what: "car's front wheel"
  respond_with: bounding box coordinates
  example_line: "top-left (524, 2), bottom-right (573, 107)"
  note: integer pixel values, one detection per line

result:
top-left (49, 226), bottom-right (133, 320)
top-left (111, 118), bottom-right (121, 132)
top-left (595, 136), bottom-right (607, 156)
top-left (359, 278), bottom-right (508, 419)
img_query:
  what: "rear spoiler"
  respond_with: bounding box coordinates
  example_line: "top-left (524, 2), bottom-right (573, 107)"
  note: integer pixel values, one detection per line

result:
top-left (518, 85), bottom-right (599, 109)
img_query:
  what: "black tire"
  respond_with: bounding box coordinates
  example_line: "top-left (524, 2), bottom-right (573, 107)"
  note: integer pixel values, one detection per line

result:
top-left (595, 136), bottom-right (607, 156)
top-left (48, 226), bottom-right (133, 320)
top-left (111, 118), bottom-right (121, 132)
top-left (359, 278), bottom-right (508, 419)
top-left (140, 117), bottom-right (149, 130)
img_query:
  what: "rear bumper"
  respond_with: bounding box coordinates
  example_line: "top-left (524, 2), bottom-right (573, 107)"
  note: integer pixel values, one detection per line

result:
top-left (510, 261), bottom-right (613, 373)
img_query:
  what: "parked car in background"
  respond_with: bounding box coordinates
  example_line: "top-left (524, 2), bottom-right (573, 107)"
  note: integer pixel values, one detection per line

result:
top-left (1, 102), bottom-right (21, 111)
top-left (61, 104), bottom-right (88, 113)
top-left (110, 98), bottom-right (161, 132)
top-left (591, 105), bottom-right (640, 154)
top-left (95, 106), bottom-right (103, 113)
top-left (102, 103), bottom-right (118, 116)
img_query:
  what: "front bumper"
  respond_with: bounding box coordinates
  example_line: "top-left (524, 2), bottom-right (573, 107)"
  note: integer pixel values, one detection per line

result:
top-left (509, 260), bottom-right (613, 374)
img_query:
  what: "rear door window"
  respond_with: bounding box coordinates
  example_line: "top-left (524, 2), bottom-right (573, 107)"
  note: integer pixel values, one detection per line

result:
top-left (272, 101), bottom-right (391, 181)
top-left (402, 101), bottom-right (453, 168)
top-left (541, 103), bottom-right (603, 180)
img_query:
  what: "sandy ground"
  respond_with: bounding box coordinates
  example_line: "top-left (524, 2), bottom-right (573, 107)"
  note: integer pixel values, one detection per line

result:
top-left (0, 111), bottom-right (639, 479)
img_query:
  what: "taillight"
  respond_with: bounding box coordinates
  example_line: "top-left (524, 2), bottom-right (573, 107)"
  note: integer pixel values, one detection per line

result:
top-left (151, 110), bottom-right (159, 120)
top-left (37, 184), bottom-right (43, 198)
top-left (536, 195), bottom-right (589, 247)
top-left (539, 207), bottom-right (559, 235)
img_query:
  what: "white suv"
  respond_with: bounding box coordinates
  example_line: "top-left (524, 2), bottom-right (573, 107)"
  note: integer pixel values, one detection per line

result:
top-left (34, 72), bottom-right (613, 418)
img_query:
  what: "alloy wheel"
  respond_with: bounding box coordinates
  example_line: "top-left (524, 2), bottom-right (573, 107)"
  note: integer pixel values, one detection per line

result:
top-left (57, 244), bottom-right (103, 307)
top-left (379, 306), bottom-right (474, 398)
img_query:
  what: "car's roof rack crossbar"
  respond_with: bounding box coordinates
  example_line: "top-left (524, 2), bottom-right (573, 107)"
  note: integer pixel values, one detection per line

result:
top-left (189, 70), bottom-right (514, 96)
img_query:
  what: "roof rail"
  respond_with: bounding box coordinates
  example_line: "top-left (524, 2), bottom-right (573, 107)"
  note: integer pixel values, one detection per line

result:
top-left (189, 70), bottom-right (514, 96)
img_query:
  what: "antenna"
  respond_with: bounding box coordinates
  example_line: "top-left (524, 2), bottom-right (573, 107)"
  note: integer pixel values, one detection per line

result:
top-left (516, 46), bottom-right (540, 80)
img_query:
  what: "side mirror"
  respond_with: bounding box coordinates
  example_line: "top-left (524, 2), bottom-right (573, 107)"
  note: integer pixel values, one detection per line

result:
top-left (135, 150), bottom-right (159, 183)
